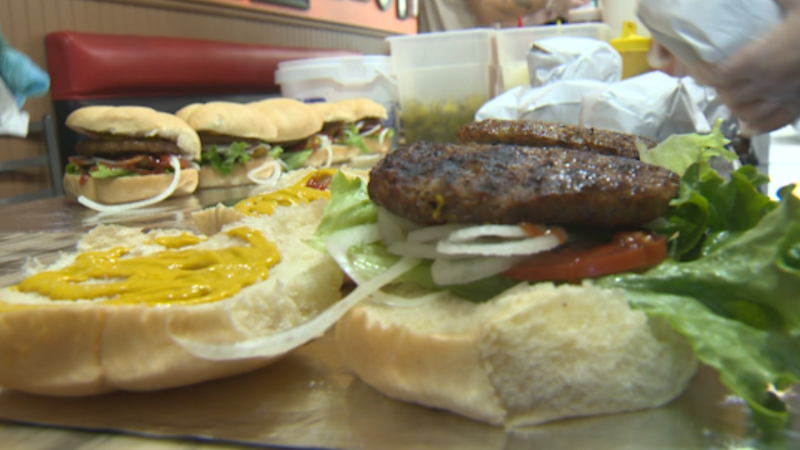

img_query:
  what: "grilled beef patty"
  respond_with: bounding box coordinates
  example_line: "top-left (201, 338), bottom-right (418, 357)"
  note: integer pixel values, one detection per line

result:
top-left (456, 119), bottom-right (656, 160)
top-left (368, 142), bottom-right (679, 228)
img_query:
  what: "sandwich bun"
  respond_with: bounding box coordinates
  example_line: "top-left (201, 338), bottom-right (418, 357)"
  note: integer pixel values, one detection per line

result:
top-left (336, 282), bottom-right (697, 426)
top-left (247, 98), bottom-right (323, 142)
top-left (0, 194), bottom-right (342, 396)
top-left (197, 157), bottom-right (277, 189)
top-left (308, 102), bottom-right (358, 124)
top-left (336, 98), bottom-right (388, 121)
top-left (66, 106), bottom-right (201, 159)
top-left (176, 102), bottom-right (278, 142)
top-left (63, 169), bottom-right (199, 205)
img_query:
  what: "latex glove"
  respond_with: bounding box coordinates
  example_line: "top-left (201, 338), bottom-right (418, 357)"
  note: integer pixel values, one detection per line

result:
top-left (545, 0), bottom-right (588, 19)
top-left (0, 26), bottom-right (49, 108)
top-left (696, 2), bottom-right (800, 134)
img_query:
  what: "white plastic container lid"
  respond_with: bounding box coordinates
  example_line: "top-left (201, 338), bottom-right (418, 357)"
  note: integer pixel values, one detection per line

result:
top-left (387, 29), bottom-right (496, 70)
top-left (276, 55), bottom-right (392, 86)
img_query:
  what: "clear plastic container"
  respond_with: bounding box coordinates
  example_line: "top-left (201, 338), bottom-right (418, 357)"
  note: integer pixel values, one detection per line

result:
top-left (387, 30), bottom-right (498, 143)
top-left (396, 64), bottom-right (497, 143)
top-left (496, 23), bottom-right (613, 91)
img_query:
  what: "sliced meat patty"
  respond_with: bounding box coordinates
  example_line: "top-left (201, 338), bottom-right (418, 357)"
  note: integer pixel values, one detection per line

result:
top-left (77, 139), bottom-right (183, 156)
top-left (456, 119), bottom-right (656, 160)
top-left (368, 142), bottom-right (679, 228)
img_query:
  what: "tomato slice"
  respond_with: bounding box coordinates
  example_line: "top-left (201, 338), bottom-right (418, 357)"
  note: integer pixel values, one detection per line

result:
top-left (502, 231), bottom-right (668, 283)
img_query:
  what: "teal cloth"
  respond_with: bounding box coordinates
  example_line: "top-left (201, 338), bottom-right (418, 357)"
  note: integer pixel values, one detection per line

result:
top-left (0, 25), bottom-right (49, 107)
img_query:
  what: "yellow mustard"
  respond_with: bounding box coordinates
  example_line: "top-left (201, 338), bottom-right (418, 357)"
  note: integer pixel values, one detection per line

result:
top-left (233, 168), bottom-right (336, 216)
top-left (8, 227), bottom-right (279, 307)
top-left (152, 233), bottom-right (206, 249)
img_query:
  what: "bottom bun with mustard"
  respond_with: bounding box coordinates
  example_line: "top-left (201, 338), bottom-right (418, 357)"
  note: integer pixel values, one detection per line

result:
top-left (0, 169), bottom-right (343, 396)
top-left (314, 120), bottom-right (800, 429)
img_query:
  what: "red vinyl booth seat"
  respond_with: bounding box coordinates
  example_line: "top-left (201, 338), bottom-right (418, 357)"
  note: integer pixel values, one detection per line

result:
top-left (45, 31), bottom-right (360, 165)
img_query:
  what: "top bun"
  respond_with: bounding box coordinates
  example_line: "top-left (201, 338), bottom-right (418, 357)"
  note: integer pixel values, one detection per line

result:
top-left (308, 102), bottom-right (358, 124)
top-left (337, 98), bottom-right (388, 121)
top-left (66, 106), bottom-right (201, 159)
top-left (247, 98), bottom-right (323, 143)
top-left (176, 102), bottom-right (278, 142)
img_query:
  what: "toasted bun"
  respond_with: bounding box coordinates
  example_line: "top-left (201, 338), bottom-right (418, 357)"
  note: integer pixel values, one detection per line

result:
top-left (63, 169), bottom-right (199, 205)
top-left (302, 145), bottom-right (360, 168)
top-left (66, 106), bottom-right (201, 159)
top-left (177, 102), bottom-right (278, 142)
top-left (337, 98), bottom-right (388, 121)
top-left (0, 199), bottom-right (343, 396)
top-left (308, 102), bottom-right (358, 124)
top-left (247, 98), bottom-right (323, 142)
top-left (198, 157), bottom-right (277, 189)
top-left (336, 283), bottom-right (698, 426)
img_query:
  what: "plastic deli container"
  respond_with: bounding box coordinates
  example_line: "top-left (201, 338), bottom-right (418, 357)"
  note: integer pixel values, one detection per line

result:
top-left (275, 55), bottom-right (398, 126)
top-left (387, 29), bottom-right (497, 143)
top-left (496, 23), bottom-right (613, 91)
top-left (609, 22), bottom-right (652, 79)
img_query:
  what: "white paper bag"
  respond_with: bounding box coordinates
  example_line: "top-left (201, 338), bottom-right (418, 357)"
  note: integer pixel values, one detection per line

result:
top-left (579, 72), bottom-right (709, 142)
top-left (637, 0), bottom-right (782, 65)
top-left (476, 81), bottom-right (607, 125)
top-left (527, 37), bottom-right (622, 87)
top-left (0, 77), bottom-right (29, 138)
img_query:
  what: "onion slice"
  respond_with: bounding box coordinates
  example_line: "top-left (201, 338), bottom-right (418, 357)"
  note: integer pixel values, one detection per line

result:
top-left (173, 256), bottom-right (422, 360)
top-left (432, 256), bottom-right (526, 285)
top-left (437, 234), bottom-right (561, 257)
top-left (447, 225), bottom-right (528, 242)
top-left (247, 159), bottom-right (283, 186)
top-left (324, 224), bottom-right (382, 285)
top-left (78, 155), bottom-right (183, 213)
top-left (387, 242), bottom-right (445, 260)
top-left (406, 224), bottom-right (467, 244)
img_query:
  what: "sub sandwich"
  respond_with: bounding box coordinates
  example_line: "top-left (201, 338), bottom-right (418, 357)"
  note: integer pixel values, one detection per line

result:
top-left (175, 101), bottom-right (282, 188)
top-left (0, 168), bottom-right (343, 396)
top-left (246, 98), bottom-right (325, 170)
top-left (63, 106), bottom-right (201, 211)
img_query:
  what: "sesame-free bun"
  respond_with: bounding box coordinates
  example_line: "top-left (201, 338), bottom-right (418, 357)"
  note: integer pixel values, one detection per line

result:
top-left (336, 283), bottom-right (698, 426)
top-left (66, 106), bottom-right (201, 159)
top-left (176, 102), bottom-right (278, 142)
top-left (63, 169), bottom-right (199, 205)
top-left (308, 102), bottom-right (358, 124)
top-left (197, 157), bottom-right (277, 189)
top-left (337, 98), bottom-right (388, 121)
top-left (247, 98), bottom-right (323, 142)
top-left (0, 198), bottom-right (342, 396)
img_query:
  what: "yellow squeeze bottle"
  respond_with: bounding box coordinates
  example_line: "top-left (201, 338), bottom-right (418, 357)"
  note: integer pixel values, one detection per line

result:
top-left (609, 21), bottom-right (652, 79)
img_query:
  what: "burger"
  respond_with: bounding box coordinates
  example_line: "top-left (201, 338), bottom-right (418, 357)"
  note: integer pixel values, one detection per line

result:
top-left (246, 98), bottom-right (325, 170)
top-left (176, 101), bottom-right (282, 188)
top-left (301, 119), bottom-right (798, 428)
top-left (306, 98), bottom-right (393, 168)
top-left (63, 106), bottom-right (200, 211)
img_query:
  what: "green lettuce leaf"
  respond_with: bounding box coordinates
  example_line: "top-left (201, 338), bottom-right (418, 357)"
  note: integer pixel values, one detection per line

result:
top-left (268, 146), bottom-right (284, 158)
top-left (342, 125), bottom-right (371, 154)
top-left (279, 149), bottom-right (313, 170)
top-left (659, 163), bottom-right (778, 259)
top-left (90, 164), bottom-right (134, 179)
top-left (307, 172), bottom-right (377, 251)
top-left (598, 185), bottom-right (800, 429)
top-left (65, 163), bottom-right (81, 175)
top-left (200, 142), bottom-right (251, 176)
top-left (637, 119), bottom-right (738, 177)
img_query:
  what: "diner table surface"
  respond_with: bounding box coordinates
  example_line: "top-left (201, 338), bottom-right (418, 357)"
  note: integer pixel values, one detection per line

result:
top-left (0, 187), bottom-right (799, 450)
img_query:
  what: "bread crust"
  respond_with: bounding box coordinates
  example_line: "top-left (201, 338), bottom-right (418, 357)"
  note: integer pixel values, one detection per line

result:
top-left (308, 102), bottom-right (358, 123)
top-left (247, 98), bottom-right (323, 142)
top-left (336, 98), bottom-right (388, 121)
top-left (0, 200), bottom-right (343, 396)
top-left (63, 169), bottom-right (199, 204)
top-left (66, 106), bottom-right (201, 159)
top-left (177, 102), bottom-right (278, 142)
top-left (336, 283), bottom-right (698, 426)
top-left (198, 157), bottom-right (277, 189)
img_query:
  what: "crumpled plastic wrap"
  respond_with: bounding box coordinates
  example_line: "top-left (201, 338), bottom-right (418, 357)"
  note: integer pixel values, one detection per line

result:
top-left (637, 0), bottom-right (782, 66)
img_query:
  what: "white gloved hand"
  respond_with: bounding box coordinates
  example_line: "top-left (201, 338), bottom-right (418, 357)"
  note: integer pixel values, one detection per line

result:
top-left (545, 0), bottom-right (588, 19)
